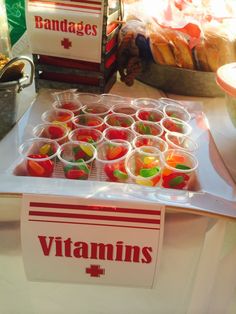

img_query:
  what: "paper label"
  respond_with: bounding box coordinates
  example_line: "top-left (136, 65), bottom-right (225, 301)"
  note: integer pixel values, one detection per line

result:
top-left (21, 194), bottom-right (165, 288)
top-left (26, 0), bottom-right (104, 62)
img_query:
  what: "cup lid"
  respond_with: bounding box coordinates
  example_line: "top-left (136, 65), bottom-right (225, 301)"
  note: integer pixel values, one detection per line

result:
top-left (216, 62), bottom-right (236, 96)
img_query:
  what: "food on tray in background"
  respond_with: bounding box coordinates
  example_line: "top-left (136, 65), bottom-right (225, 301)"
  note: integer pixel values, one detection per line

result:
top-left (165, 133), bottom-right (198, 153)
top-left (133, 135), bottom-right (168, 153)
top-left (195, 23), bottom-right (236, 72)
top-left (72, 114), bottom-right (105, 132)
top-left (132, 120), bottom-right (163, 136)
top-left (161, 149), bottom-right (198, 190)
top-left (0, 54), bottom-right (25, 82)
top-left (103, 127), bottom-right (136, 142)
top-left (58, 141), bottom-right (96, 180)
top-left (33, 123), bottom-right (69, 145)
top-left (117, 0), bottom-right (236, 84)
top-left (52, 90), bottom-right (82, 115)
top-left (18, 138), bottom-right (59, 177)
top-left (96, 140), bottom-right (131, 182)
top-left (41, 109), bottom-right (74, 130)
top-left (133, 97), bottom-right (161, 110)
top-left (125, 146), bottom-right (163, 187)
top-left (160, 117), bottom-right (192, 137)
top-left (69, 128), bottom-right (104, 146)
top-left (136, 108), bottom-right (164, 123)
top-left (104, 113), bottom-right (135, 128)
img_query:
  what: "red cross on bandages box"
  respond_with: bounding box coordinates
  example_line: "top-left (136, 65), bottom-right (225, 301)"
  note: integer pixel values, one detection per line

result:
top-left (21, 194), bottom-right (165, 288)
top-left (26, 0), bottom-right (121, 93)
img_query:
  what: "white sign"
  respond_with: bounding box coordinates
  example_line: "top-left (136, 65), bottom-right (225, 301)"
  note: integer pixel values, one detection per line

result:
top-left (21, 194), bottom-right (165, 288)
top-left (26, 0), bottom-right (104, 62)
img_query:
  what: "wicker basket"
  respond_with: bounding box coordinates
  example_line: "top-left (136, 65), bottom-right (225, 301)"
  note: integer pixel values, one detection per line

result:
top-left (136, 61), bottom-right (224, 97)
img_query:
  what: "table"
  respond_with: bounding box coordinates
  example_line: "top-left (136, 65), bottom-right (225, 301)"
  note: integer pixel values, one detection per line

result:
top-left (0, 79), bottom-right (236, 314)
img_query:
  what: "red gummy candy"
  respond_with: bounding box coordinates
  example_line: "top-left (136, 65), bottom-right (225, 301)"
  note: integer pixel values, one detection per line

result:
top-left (27, 154), bottom-right (54, 177)
top-left (48, 125), bottom-right (64, 139)
top-left (104, 163), bottom-right (127, 181)
top-left (65, 169), bottom-right (87, 180)
top-left (106, 146), bottom-right (127, 160)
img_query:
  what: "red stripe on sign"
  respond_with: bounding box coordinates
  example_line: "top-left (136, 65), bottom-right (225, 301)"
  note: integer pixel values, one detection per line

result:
top-left (29, 202), bottom-right (161, 216)
top-left (29, 219), bottom-right (160, 230)
top-left (30, 4), bottom-right (100, 14)
top-left (29, 211), bottom-right (160, 225)
top-left (29, 0), bottom-right (101, 11)
top-left (29, 0), bottom-right (102, 2)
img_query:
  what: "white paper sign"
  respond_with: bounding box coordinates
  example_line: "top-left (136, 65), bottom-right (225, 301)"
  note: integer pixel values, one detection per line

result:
top-left (26, 0), bottom-right (104, 62)
top-left (21, 194), bottom-right (165, 288)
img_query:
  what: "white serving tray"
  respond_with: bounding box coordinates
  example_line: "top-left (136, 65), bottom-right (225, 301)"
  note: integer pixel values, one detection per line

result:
top-left (0, 89), bottom-right (235, 219)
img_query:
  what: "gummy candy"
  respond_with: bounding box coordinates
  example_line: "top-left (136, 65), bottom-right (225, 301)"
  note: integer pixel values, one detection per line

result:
top-left (27, 154), bottom-right (54, 177)
top-left (162, 172), bottom-right (190, 189)
top-left (48, 125), bottom-right (65, 139)
top-left (104, 163), bottom-right (128, 181)
top-left (106, 145), bottom-right (127, 160)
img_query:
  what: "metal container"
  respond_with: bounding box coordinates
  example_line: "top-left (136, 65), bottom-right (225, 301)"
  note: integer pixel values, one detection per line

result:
top-left (137, 61), bottom-right (224, 97)
top-left (0, 56), bottom-right (34, 140)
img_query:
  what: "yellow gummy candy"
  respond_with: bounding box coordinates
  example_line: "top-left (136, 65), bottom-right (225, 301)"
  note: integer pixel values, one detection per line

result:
top-left (143, 156), bottom-right (155, 165)
top-left (80, 144), bottom-right (93, 157)
top-left (39, 144), bottom-right (51, 155)
top-left (135, 178), bottom-right (153, 187)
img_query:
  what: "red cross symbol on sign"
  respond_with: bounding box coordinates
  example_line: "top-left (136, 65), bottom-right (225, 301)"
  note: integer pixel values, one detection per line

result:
top-left (61, 38), bottom-right (72, 49)
top-left (86, 265), bottom-right (105, 277)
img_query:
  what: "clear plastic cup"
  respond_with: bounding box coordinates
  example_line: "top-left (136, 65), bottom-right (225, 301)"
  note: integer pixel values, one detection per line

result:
top-left (52, 89), bottom-right (77, 102)
top-left (131, 120), bottom-right (163, 136)
top-left (81, 102), bottom-right (110, 118)
top-left (125, 146), bottom-right (163, 187)
top-left (77, 93), bottom-right (101, 106)
top-left (72, 114), bottom-right (105, 132)
top-left (51, 90), bottom-right (82, 115)
top-left (163, 103), bottom-right (191, 122)
top-left (18, 138), bottom-right (59, 177)
top-left (100, 93), bottom-right (125, 104)
top-left (41, 109), bottom-right (74, 130)
top-left (161, 149), bottom-right (198, 190)
top-left (68, 127), bottom-right (103, 146)
top-left (52, 99), bottom-right (82, 116)
top-left (103, 127), bottom-right (136, 142)
top-left (104, 113), bottom-right (135, 129)
top-left (33, 123), bottom-right (69, 145)
top-left (158, 97), bottom-right (184, 109)
top-left (136, 108), bottom-right (164, 123)
top-left (96, 140), bottom-right (131, 182)
top-left (165, 133), bottom-right (198, 153)
top-left (160, 117), bottom-right (192, 137)
top-left (132, 135), bottom-right (168, 153)
top-left (111, 102), bottom-right (137, 118)
top-left (57, 141), bottom-right (97, 180)
top-left (133, 97), bottom-right (161, 110)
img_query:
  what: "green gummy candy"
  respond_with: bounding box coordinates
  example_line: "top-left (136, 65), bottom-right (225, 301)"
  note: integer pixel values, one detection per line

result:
top-left (113, 169), bottom-right (128, 180)
top-left (73, 146), bottom-right (81, 154)
top-left (146, 126), bottom-right (152, 134)
top-left (63, 164), bottom-right (74, 173)
top-left (75, 159), bottom-right (89, 173)
top-left (140, 167), bottom-right (159, 178)
top-left (169, 176), bottom-right (184, 187)
top-left (175, 164), bottom-right (191, 170)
